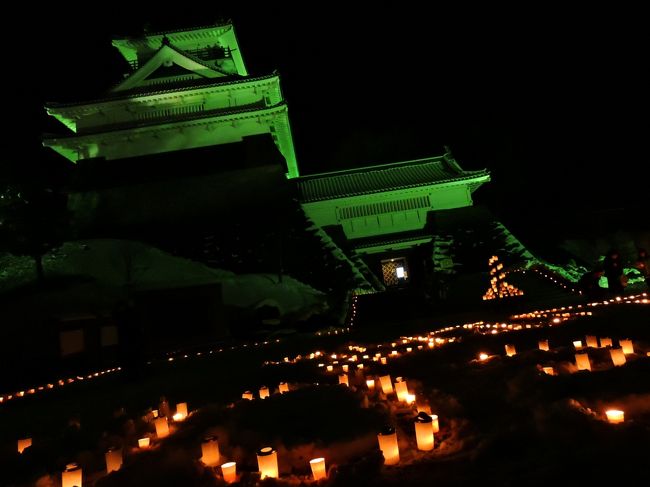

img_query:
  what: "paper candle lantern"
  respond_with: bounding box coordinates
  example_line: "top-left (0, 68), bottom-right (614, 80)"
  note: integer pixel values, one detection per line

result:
top-left (619, 339), bottom-right (634, 354)
top-left (17, 438), bottom-right (32, 454)
top-left (105, 447), bottom-right (123, 473)
top-left (414, 412), bottom-right (434, 451)
top-left (366, 378), bottom-right (375, 390)
top-left (479, 353), bottom-right (489, 361)
top-left (394, 378), bottom-right (408, 402)
top-left (310, 457), bottom-right (327, 480)
top-left (138, 438), bottom-right (150, 448)
top-left (538, 340), bottom-right (549, 351)
top-left (154, 417), bottom-right (169, 438)
top-left (575, 353), bottom-right (591, 371)
top-left (505, 344), bottom-right (516, 357)
top-left (172, 413), bottom-right (185, 422)
top-left (573, 340), bottom-right (583, 350)
top-left (201, 436), bottom-right (220, 466)
top-left (338, 374), bottom-right (349, 386)
top-left (152, 409), bottom-right (159, 418)
top-left (221, 462), bottom-right (237, 483)
top-left (585, 336), bottom-right (598, 348)
top-left (430, 414), bottom-right (440, 433)
top-left (379, 375), bottom-right (393, 395)
top-left (377, 426), bottom-right (400, 465)
top-left (406, 393), bottom-right (416, 405)
top-left (381, 357), bottom-right (387, 364)
top-left (242, 391), bottom-right (253, 400)
top-left (605, 410), bottom-right (624, 424)
top-left (609, 348), bottom-right (626, 366)
top-left (542, 366), bottom-right (555, 376)
top-left (62, 463), bottom-right (82, 487)
top-left (257, 447), bottom-right (279, 478)
top-left (176, 402), bottom-right (188, 420)
top-left (279, 382), bottom-right (289, 394)
top-left (259, 386), bottom-right (270, 399)
top-left (342, 364), bottom-right (349, 372)
top-left (600, 337), bottom-right (612, 348)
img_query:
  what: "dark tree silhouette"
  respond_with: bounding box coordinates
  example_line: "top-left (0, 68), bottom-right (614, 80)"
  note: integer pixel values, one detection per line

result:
top-left (0, 183), bottom-right (69, 282)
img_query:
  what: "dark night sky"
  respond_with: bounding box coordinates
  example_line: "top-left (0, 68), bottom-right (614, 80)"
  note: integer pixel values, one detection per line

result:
top-left (10, 5), bottom-right (648, 226)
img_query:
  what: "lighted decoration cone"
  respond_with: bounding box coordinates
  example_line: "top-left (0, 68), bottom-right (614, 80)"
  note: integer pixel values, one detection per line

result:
top-left (279, 382), bottom-right (289, 394)
top-left (586, 336), bottom-right (598, 348)
top-left (366, 378), bottom-right (375, 390)
top-left (242, 391), bottom-right (253, 400)
top-left (201, 436), bottom-right (220, 467)
top-left (256, 447), bottom-right (279, 479)
top-left (600, 337), bottom-right (613, 348)
top-left (138, 438), bottom-right (150, 448)
top-left (377, 425), bottom-right (400, 465)
top-left (538, 340), bottom-right (550, 351)
top-left (505, 344), bottom-right (516, 357)
top-left (221, 462), bottom-right (237, 483)
top-left (575, 353), bottom-right (592, 371)
top-left (105, 447), bottom-right (123, 473)
top-left (176, 402), bottom-right (188, 420)
top-left (394, 378), bottom-right (409, 402)
top-left (154, 417), bottom-right (169, 438)
top-left (338, 374), bottom-right (349, 387)
top-left (309, 457), bottom-right (327, 481)
top-left (62, 463), bottom-right (82, 487)
top-left (259, 386), bottom-right (270, 400)
top-left (430, 414), bottom-right (440, 433)
top-left (605, 347), bottom-right (626, 366)
top-left (605, 410), bottom-right (625, 424)
top-left (17, 438), bottom-right (32, 454)
top-left (414, 412), bottom-right (434, 451)
top-left (379, 375), bottom-right (393, 395)
top-left (619, 339), bottom-right (634, 355)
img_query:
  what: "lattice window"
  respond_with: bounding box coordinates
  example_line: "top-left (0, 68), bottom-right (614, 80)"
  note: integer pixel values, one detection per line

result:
top-left (381, 258), bottom-right (409, 286)
top-left (137, 104), bottom-right (205, 121)
top-left (338, 196), bottom-right (429, 220)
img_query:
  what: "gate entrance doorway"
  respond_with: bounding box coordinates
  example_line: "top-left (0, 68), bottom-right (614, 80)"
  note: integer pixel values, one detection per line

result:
top-left (381, 257), bottom-right (409, 287)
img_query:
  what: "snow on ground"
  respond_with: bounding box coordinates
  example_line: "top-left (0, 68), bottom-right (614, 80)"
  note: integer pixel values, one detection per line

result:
top-left (0, 239), bottom-right (326, 317)
top-left (2, 291), bottom-right (648, 486)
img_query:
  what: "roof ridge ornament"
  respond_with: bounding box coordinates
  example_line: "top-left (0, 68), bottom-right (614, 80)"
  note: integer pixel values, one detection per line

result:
top-left (443, 145), bottom-right (463, 173)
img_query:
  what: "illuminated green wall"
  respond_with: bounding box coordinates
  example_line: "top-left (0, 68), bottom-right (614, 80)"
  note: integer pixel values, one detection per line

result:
top-left (302, 182), bottom-right (480, 239)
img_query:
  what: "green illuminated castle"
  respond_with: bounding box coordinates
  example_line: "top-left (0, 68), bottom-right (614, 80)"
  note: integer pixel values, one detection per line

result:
top-left (44, 22), bottom-right (490, 292)
top-left (44, 23), bottom-right (298, 178)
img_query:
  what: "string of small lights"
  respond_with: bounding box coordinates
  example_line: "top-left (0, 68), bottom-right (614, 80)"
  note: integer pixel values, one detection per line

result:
top-left (0, 294), bottom-right (362, 406)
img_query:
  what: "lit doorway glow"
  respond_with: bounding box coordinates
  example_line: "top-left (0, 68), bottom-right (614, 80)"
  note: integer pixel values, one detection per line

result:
top-left (381, 258), bottom-right (409, 286)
